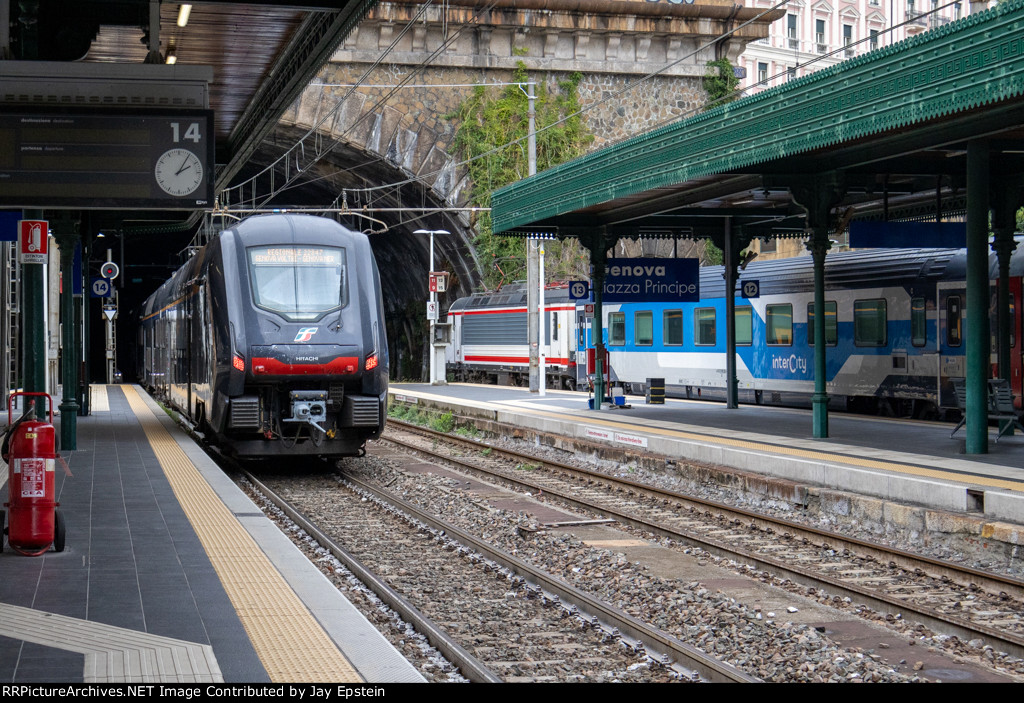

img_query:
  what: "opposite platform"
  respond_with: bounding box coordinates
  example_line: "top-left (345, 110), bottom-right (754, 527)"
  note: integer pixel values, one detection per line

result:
top-left (390, 382), bottom-right (1024, 526)
top-left (0, 384), bottom-right (422, 684)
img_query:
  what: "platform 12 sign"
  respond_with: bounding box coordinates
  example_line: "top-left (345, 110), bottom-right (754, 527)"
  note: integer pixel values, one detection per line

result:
top-left (19, 220), bottom-right (48, 264)
top-left (602, 258), bottom-right (699, 303)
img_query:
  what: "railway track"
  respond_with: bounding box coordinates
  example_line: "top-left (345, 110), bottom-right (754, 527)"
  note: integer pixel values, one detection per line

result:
top-left (382, 418), bottom-right (1024, 664)
top-left (241, 467), bottom-right (757, 683)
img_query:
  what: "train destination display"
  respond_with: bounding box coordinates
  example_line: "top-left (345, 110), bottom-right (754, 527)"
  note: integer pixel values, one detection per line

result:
top-left (0, 109), bottom-right (214, 209)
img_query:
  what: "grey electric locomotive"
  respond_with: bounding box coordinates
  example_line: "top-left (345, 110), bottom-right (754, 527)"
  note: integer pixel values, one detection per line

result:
top-left (140, 214), bottom-right (388, 458)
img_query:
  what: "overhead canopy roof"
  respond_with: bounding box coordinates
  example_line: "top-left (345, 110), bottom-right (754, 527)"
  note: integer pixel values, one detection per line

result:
top-left (491, 0), bottom-right (1024, 242)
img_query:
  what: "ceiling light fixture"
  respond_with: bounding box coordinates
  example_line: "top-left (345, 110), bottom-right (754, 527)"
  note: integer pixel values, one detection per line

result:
top-left (177, 4), bottom-right (192, 28)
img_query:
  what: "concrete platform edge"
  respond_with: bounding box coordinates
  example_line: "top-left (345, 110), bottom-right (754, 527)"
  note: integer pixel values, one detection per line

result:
top-left (137, 391), bottom-right (425, 684)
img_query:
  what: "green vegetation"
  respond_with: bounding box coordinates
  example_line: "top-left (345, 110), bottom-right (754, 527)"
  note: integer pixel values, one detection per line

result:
top-left (703, 58), bottom-right (740, 110)
top-left (448, 61), bottom-right (594, 288)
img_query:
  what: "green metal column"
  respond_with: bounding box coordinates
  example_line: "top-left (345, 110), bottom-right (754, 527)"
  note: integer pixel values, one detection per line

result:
top-left (965, 141), bottom-right (991, 455)
top-left (807, 232), bottom-right (832, 439)
top-left (21, 210), bottom-right (46, 401)
top-left (721, 219), bottom-right (739, 409)
top-left (55, 224), bottom-right (80, 449)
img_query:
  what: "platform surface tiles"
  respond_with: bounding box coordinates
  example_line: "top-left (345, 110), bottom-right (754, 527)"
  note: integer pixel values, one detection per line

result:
top-left (0, 385), bottom-right (423, 686)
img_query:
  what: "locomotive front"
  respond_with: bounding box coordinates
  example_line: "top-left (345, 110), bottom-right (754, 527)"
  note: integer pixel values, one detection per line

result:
top-left (213, 215), bottom-right (388, 457)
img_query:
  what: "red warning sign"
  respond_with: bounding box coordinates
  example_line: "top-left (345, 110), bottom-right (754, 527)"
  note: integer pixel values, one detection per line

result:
top-left (19, 220), bottom-right (48, 264)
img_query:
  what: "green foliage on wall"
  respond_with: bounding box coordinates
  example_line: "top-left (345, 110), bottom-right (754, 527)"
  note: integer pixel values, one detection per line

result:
top-left (448, 62), bottom-right (594, 288)
top-left (703, 58), bottom-right (739, 110)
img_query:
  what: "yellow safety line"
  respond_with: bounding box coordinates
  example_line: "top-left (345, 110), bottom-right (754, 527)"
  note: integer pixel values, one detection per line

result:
top-left (123, 386), bottom-right (362, 683)
top-left (402, 389), bottom-right (1024, 493)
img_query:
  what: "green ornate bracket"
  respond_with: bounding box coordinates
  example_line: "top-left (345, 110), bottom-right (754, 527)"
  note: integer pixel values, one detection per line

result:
top-left (493, 0), bottom-right (1024, 234)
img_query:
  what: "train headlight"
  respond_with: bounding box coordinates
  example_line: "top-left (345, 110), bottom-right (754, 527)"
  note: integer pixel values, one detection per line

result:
top-left (365, 353), bottom-right (378, 371)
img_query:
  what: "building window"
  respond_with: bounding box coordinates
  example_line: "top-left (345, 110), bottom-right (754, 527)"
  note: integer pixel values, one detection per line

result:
top-left (787, 14), bottom-right (798, 48)
top-left (695, 308), bottom-right (716, 346)
top-left (854, 299), bottom-right (888, 346)
top-left (757, 62), bottom-right (768, 84)
top-left (816, 19), bottom-right (826, 51)
top-left (787, 66), bottom-right (797, 81)
top-left (869, 29), bottom-right (879, 50)
top-left (635, 311), bottom-right (653, 346)
top-left (807, 301), bottom-right (838, 346)
top-left (664, 310), bottom-right (683, 345)
top-left (766, 304), bottom-right (793, 346)
top-left (946, 296), bottom-right (962, 347)
top-left (736, 307), bottom-right (753, 346)
top-left (955, 2), bottom-right (962, 19)
top-left (609, 312), bottom-right (625, 346)
top-left (911, 297), bottom-right (927, 347)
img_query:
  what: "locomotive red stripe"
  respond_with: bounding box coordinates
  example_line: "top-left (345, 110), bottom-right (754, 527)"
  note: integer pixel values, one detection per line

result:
top-left (251, 356), bottom-right (359, 375)
top-left (465, 355), bottom-right (570, 365)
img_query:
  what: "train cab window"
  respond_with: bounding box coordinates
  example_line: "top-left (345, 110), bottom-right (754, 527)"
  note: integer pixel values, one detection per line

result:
top-left (911, 297), bottom-right (927, 347)
top-left (735, 307), bottom-right (753, 345)
top-left (248, 245), bottom-right (347, 321)
top-left (854, 298), bottom-right (887, 346)
top-left (766, 304), bottom-right (793, 345)
top-left (664, 310), bottom-right (683, 345)
top-left (635, 311), bottom-right (653, 346)
top-left (807, 301), bottom-right (837, 346)
top-left (946, 296), bottom-right (962, 347)
top-left (609, 312), bottom-right (626, 346)
top-left (695, 308), bottom-right (716, 346)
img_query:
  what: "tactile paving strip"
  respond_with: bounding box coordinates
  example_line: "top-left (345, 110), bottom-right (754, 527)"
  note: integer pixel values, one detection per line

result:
top-left (123, 386), bottom-right (362, 683)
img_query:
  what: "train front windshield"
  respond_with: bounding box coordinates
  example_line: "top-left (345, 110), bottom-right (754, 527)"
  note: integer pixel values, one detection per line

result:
top-left (248, 245), bottom-right (347, 321)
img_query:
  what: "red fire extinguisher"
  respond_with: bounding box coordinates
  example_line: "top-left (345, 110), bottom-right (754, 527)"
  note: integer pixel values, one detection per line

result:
top-left (2, 392), bottom-right (65, 556)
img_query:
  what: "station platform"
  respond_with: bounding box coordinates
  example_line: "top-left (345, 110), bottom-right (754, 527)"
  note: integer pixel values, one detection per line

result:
top-left (390, 382), bottom-right (1024, 527)
top-left (0, 384), bottom-right (423, 684)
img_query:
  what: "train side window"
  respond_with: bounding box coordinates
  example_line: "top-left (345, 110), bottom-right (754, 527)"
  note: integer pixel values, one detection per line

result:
top-left (946, 296), bottom-right (962, 347)
top-left (807, 301), bottom-right (837, 346)
top-left (735, 307), bottom-right (753, 345)
top-left (911, 297), bottom-right (927, 347)
top-left (551, 312), bottom-right (558, 341)
top-left (695, 308), bottom-right (716, 346)
top-left (855, 298), bottom-right (887, 346)
top-left (635, 311), bottom-right (653, 346)
top-left (609, 312), bottom-right (626, 346)
top-left (766, 304), bottom-right (793, 345)
top-left (664, 309), bottom-right (683, 345)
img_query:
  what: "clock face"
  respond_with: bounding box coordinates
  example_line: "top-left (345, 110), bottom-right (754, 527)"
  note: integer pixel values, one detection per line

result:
top-left (154, 148), bottom-right (204, 197)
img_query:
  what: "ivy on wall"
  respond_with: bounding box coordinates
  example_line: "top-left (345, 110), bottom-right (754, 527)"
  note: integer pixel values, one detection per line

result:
top-left (703, 58), bottom-right (739, 110)
top-left (448, 61), bottom-right (594, 289)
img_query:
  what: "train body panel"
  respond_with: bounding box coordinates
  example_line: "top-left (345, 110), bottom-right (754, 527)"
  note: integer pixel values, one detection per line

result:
top-left (140, 214), bottom-right (388, 458)
top-left (446, 243), bottom-right (1023, 417)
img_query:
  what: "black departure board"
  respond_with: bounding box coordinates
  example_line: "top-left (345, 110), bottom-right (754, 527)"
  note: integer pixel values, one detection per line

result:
top-left (0, 108), bottom-right (215, 210)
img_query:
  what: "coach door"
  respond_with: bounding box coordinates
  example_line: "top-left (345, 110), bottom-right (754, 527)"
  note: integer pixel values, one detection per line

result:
top-left (938, 282), bottom-right (966, 410)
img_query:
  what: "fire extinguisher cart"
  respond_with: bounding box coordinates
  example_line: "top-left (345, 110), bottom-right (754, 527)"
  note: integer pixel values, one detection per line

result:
top-left (2, 392), bottom-right (66, 556)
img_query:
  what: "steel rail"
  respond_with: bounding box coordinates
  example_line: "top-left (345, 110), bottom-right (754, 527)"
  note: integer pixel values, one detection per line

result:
top-left (341, 473), bottom-right (760, 683)
top-left (384, 420), bottom-right (1024, 659)
top-left (240, 469), bottom-right (503, 683)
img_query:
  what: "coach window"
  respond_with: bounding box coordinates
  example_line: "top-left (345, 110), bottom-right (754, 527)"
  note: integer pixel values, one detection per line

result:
top-left (855, 298), bottom-right (887, 346)
top-left (551, 312), bottom-right (558, 341)
top-left (911, 297), bottom-right (927, 347)
top-left (807, 301), bottom-right (837, 346)
top-left (635, 311), bottom-right (654, 346)
top-left (695, 308), bottom-right (716, 345)
top-left (766, 304), bottom-right (793, 345)
top-left (609, 312), bottom-right (626, 346)
top-left (736, 307), bottom-right (753, 345)
top-left (664, 309), bottom-right (683, 345)
top-left (946, 296), bottom-right (961, 346)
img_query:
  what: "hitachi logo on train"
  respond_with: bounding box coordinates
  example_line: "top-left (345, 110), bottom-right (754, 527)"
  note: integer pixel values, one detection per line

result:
top-left (294, 327), bottom-right (318, 342)
top-left (606, 264), bottom-right (666, 277)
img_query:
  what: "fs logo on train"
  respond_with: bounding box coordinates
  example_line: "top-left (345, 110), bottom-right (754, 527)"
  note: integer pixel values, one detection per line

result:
top-left (294, 327), bottom-right (318, 342)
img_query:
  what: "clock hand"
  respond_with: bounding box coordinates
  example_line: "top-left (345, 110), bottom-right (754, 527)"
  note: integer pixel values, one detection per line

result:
top-left (175, 158), bottom-right (192, 176)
